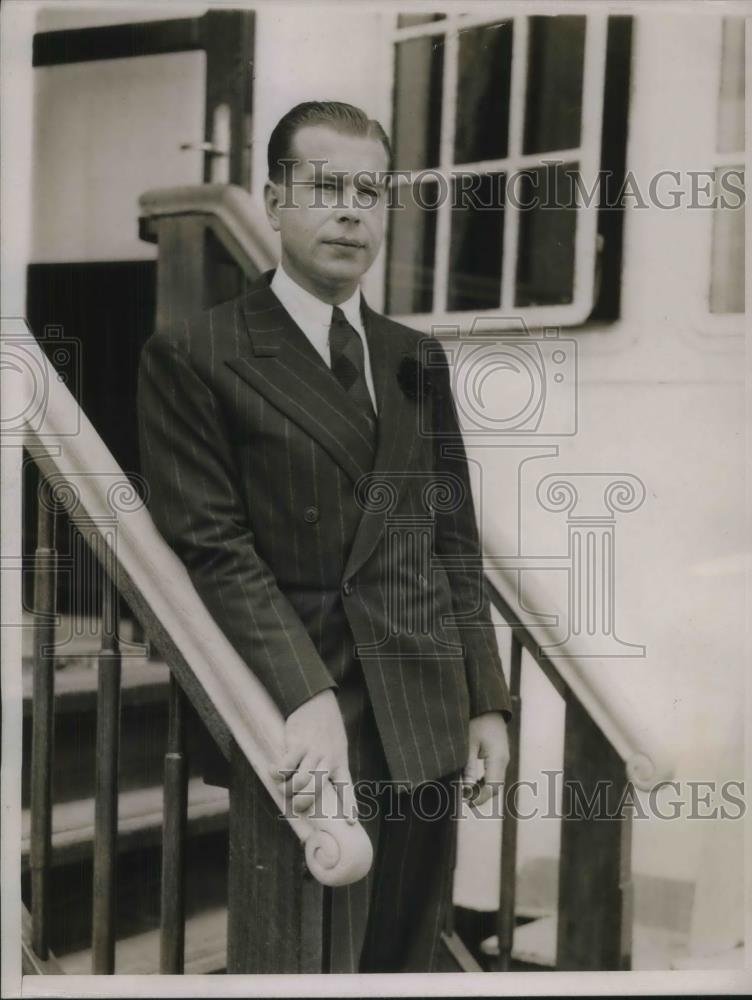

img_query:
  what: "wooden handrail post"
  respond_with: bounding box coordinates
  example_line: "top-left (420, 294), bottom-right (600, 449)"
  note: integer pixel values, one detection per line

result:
top-left (91, 530), bottom-right (122, 974)
top-left (495, 632), bottom-right (523, 971)
top-left (29, 475), bottom-right (57, 959)
top-left (226, 743), bottom-right (326, 973)
top-left (556, 694), bottom-right (633, 970)
top-left (153, 217), bottom-right (207, 335)
top-left (150, 214), bottom-right (247, 335)
top-left (160, 676), bottom-right (188, 973)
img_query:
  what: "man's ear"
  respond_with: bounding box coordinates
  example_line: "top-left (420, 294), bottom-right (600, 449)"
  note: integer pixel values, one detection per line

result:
top-left (264, 179), bottom-right (282, 233)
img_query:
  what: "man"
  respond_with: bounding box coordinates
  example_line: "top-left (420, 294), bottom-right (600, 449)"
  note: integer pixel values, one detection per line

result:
top-left (138, 101), bottom-right (511, 973)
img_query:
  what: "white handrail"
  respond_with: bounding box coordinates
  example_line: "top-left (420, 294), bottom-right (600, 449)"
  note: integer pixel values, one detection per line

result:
top-left (485, 564), bottom-right (674, 791)
top-left (1, 318), bottom-right (372, 887)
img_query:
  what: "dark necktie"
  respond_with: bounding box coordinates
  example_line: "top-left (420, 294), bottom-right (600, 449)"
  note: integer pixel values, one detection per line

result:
top-left (328, 306), bottom-right (377, 431)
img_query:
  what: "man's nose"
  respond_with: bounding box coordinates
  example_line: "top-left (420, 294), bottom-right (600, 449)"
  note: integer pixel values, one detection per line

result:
top-left (335, 187), bottom-right (363, 222)
top-left (336, 205), bottom-right (360, 224)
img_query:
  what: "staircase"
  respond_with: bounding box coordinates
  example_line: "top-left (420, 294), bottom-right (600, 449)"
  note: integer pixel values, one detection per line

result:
top-left (6, 317), bottom-right (372, 978)
top-left (20, 621), bottom-right (230, 974)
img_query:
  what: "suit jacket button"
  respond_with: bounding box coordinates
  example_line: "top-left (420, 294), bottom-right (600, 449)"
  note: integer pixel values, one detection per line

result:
top-left (342, 580), bottom-right (352, 596)
top-left (303, 506), bottom-right (319, 524)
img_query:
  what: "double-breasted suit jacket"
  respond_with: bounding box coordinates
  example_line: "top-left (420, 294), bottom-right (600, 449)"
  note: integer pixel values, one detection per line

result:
top-left (137, 271), bottom-right (512, 788)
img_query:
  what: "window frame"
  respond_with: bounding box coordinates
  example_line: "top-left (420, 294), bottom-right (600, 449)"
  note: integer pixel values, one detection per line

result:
top-left (703, 14), bottom-right (746, 336)
top-left (385, 10), bottom-right (610, 332)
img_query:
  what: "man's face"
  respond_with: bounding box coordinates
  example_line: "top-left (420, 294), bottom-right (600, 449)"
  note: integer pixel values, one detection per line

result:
top-left (264, 124), bottom-right (389, 302)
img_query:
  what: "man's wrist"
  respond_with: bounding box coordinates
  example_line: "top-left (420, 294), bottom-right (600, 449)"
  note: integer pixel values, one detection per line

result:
top-left (470, 705), bottom-right (512, 724)
top-left (283, 680), bottom-right (338, 720)
top-left (470, 709), bottom-right (508, 724)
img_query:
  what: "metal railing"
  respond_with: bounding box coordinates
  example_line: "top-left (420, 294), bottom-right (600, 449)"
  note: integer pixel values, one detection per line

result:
top-left (482, 577), bottom-right (639, 971)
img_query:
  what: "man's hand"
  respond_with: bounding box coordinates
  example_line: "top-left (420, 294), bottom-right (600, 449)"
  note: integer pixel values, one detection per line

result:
top-left (270, 689), bottom-right (358, 824)
top-left (463, 711), bottom-right (510, 807)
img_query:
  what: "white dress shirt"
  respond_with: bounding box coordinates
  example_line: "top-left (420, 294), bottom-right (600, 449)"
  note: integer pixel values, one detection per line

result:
top-left (271, 264), bottom-right (378, 413)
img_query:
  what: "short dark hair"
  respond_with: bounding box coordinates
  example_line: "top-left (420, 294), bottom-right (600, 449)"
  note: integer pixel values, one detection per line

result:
top-left (267, 101), bottom-right (392, 182)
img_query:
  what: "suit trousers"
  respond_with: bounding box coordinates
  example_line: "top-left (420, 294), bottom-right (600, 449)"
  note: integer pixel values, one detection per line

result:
top-left (192, 662), bottom-right (460, 973)
top-left (329, 666), bottom-right (460, 973)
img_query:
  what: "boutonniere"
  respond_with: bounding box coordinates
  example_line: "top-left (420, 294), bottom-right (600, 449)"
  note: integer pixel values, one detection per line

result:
top-left (396, 354), bottom-right (434, 403)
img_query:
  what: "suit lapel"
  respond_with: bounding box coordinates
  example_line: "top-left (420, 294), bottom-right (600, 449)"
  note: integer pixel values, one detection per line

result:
top-left (227, 274), bottom-right (424, 580)
top-left (342, 299), bottom-right (423, 582)
top-left (226, 273), bottom-right (376, 484)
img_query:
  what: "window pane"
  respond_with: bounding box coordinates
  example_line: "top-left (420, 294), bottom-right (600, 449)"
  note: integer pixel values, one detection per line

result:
top-left (397, 14), bottom-right (446, 28)
top-left (710, 166), bottom-right (745, 314)
top-left (717, 17), bottom-right (745, 153)
top-left (393, 36), bottom-right (445, 170)
top-left (523, 16), bottom-right (586, 154)
top-left (386, 181), bottom-right (439, 314)
top-left (448, 172), bottom-right (505, 311)
top-left (454, 20), bottom-right (513, 164)
top-left (515, 162), bottom-right (577, 306)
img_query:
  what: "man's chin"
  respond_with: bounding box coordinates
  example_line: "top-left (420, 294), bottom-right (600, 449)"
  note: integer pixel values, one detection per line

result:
top-left (316, 261), bottom-right (369, 287)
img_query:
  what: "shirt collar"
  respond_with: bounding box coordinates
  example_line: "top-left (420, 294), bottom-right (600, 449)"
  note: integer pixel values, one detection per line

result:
top-left (273, 263), bottom-right (362, 328)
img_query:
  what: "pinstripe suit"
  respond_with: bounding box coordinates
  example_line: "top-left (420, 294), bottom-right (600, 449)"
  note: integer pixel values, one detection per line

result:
top-left (137, 270), bottom-right (512, 969)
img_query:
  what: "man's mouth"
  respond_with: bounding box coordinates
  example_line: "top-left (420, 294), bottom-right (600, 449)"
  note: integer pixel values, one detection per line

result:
top-left (325, 238), bottom-right (366, 249)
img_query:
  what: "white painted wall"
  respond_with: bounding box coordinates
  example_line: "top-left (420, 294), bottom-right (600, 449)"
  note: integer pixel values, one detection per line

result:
top-left (1, 1), bottom-right (36, 316)
top-left (34, 2), bottom-right (205, 31)
top-left (31, 50), bottom-right (207, 261)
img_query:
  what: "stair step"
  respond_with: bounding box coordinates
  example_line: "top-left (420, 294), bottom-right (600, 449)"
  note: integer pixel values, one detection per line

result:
top-left (480, 914), bottom-right (556, 969)
top-left (22, 661), bottom-right (170, 716)
top-left (480, 915), bottom-right (689, 970)
top-left (21, 779), bottom-right (228, 870)
top-left (22, 906), bottom-right (64, 974)
top-left (57, 906), bottom-right (227, 974)
top-left (670, 944), bottom-right (744, 970)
